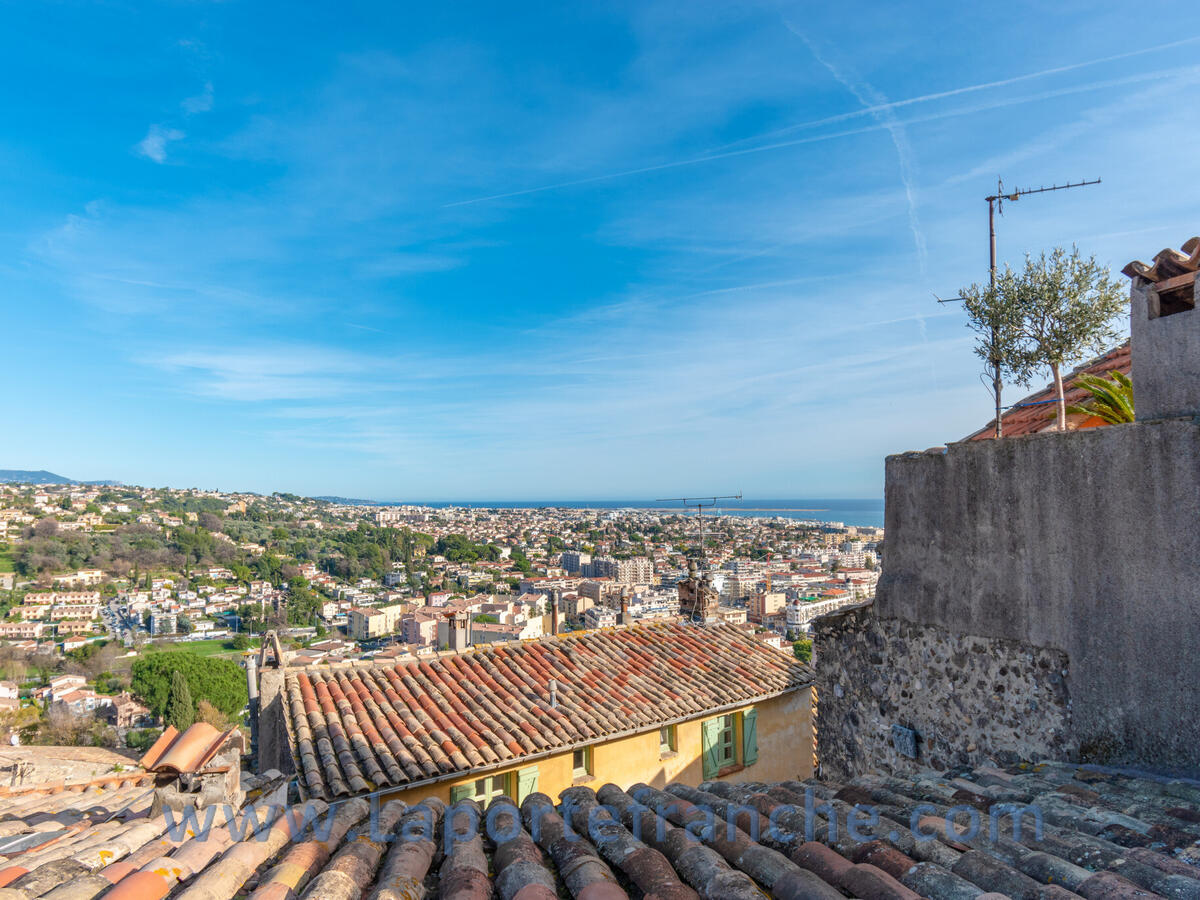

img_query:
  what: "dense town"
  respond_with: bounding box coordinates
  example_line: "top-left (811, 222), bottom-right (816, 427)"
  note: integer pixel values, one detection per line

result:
top-left (0, 479), bottom-right (879, 748)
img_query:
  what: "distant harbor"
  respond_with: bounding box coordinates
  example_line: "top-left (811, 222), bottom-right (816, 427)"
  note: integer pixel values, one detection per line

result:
top-left (358, 498), bottom-right (885, 529)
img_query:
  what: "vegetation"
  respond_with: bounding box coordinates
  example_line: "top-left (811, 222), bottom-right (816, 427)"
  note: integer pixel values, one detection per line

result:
top-left (792, 639), bottom-right (813, 663)
top-left (961, 245), bottom-right (1127, 433)
top-left (125, 727), bottom-right (162, 752)
top-left (1066, 371), bottom-right (1134, 424)
top-left (164, 670), bottom-right (195, 731)
top-left (130, 651), bottom-right (248, 721)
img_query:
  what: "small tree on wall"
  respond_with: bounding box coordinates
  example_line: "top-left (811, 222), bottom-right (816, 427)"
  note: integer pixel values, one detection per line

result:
top-left (960, 246), bottom-right (1127, 432)
top-left (1006, 247), bottom-right (1127, 430)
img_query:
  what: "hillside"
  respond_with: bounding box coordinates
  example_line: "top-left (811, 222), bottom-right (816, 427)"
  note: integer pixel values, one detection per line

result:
top-left (0, 469), bottom-right (120, 486)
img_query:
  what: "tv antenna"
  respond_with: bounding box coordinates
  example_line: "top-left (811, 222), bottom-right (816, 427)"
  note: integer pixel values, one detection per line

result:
top-left (939, 176), bottom-right (1101, 438)
top-left (656, 493), bottom-right (742, 560)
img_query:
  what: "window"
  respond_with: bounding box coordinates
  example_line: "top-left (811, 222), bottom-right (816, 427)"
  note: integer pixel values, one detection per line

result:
top-left (451, 773), bottom-right (510, 805)
top-left (572, 747), bottom-right (592, 780)
top-left (713, 714), bottom-right (737, 768)
top-left (659, 724), bottom-right (677, 756)
top-left (701, 708), bottom-right (758, 780)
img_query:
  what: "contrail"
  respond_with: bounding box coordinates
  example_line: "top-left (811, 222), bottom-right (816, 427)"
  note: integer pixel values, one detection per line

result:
top-left (714, 33), bottom-right (1200, 151)
top-left (789, 24), bottom-right (927, 275)
top-left (443, 64), bottom-right (1199, 208)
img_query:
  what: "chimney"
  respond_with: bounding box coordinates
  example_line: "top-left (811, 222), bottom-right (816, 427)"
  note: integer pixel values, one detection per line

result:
top-left (549, 678), bottom-right (558, 708)
top-left (550, 595), bottom-right (559, 635)
top-left (1124, 238), bottom-right (1200, 421)
top-left (619, 592), bottom-right (630, 626)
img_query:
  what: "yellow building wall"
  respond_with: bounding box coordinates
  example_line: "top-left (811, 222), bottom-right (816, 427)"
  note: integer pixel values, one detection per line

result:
top-left (375, 686), bottom-right (814, 808)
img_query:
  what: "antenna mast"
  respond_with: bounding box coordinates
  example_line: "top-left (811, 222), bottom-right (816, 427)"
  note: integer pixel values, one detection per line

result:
top-left (981, 176), bottom-right (1101, 437)
top-left (655, 494), bottom-right (742, 563)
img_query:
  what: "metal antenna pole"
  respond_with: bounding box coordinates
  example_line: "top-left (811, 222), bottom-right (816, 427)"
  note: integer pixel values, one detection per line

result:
top-left (655, 494), bottom-right (742, 564)
top-left (981, 176), bottom-right (1101, 438)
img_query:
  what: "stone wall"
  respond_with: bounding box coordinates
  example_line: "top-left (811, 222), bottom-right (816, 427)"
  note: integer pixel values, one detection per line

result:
top-left (814, 604), bottom-right (1071, 778)
top-left (815, 416), bottom-right (1200, 778)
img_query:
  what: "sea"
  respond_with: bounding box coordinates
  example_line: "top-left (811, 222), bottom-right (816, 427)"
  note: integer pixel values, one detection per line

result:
top-left (363, 498), bottom-right (885, 529)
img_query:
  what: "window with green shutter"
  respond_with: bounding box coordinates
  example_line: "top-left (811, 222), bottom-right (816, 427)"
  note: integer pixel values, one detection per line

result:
top-left (702, 711), bottom-right (753, 779)
top-left (451, 773), bottom-right (510, 805)
top-left (516, 766), bottom-right (539, 804)
top-left (700, 716), bottom-right (724, 780)
top-left (741, 707), bottom-right (758, 767)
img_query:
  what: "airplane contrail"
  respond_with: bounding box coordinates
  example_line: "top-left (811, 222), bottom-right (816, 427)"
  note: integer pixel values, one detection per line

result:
top-left (713, 33), bottom-right (1200, 151)
top-left (443, 63), bottom-right (1200, 208)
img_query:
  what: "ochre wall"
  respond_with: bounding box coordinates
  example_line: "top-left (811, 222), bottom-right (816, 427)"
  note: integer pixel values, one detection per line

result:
top-left (375, 686), bottom-right (813, 807)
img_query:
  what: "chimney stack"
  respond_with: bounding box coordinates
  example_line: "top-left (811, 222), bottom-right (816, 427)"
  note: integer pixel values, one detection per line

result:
top-left (1123, 237), bottom-right (1200, 420)
top-left (619, 591), bottom-right (630, 626)
top-left (549, 678), bottom-right (558, 708)
top-left (550, 595), bottom-right (559, 635)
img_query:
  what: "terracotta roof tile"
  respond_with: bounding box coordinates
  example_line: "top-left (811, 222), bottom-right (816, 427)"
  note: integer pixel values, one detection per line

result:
top-left (1122, 236), bottom-right (1200, 282)
top-left (964, 341), bottom-right (1131, 441)
top-left (284, 621), bottom-right (809, 798)
top-left (140, 723), bottom-right (232, 774)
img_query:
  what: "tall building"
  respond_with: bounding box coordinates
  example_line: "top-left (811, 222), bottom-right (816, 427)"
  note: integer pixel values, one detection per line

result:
top-left (559, 550), bottom-right (591, 575)
top-left (587, 555), bottom-right (654, 584)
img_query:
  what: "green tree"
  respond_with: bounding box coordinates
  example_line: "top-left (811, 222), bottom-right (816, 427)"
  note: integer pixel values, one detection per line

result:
top-left (792, 639), bottom-right (813, 663)
top-left (1066, 370), bottom-right (1134, 424)
top-left (131, 651), bottom-right (248, 721)
top-left (164, 670), bottom-right (194, 731)
top-left (964, 246), bottom-right (1127, 433)
top-left (959, 266), bottom-right (1028, 438)
top-left (1007, 247), bottom-right (1126, 431)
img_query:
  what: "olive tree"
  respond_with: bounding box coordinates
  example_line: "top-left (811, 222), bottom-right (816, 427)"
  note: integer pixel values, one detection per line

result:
top-left (1006, 247), bottom-right (1127, 431)
top-left (961, 246), bottom-right (1126, 434)
top-left (960, 265), bottom-right (1028, 437)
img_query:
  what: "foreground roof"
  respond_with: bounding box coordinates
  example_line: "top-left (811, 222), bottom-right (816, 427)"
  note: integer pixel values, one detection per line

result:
top-left (1, 761), bottom-right (1198, 899)
top-left (963, 342), bottom-right (1131, 441)
top-left (285, 621), bottom-right (810, 798)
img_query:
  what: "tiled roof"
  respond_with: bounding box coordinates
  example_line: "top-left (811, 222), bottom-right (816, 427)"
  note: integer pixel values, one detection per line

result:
top-left (963, 342), bottom-right (1131, 441)
top-left (285, 621), bottom-right (810, 798)
top-left (1, 761), bottom-right (1198, 899)
top-left (140, 723), bottom-right (237, 774)
top-left (1122, 237), bottom-right (1200, 282)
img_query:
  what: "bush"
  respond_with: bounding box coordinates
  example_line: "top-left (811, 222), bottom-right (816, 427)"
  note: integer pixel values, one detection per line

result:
top-left (126, 728), bottom-right (162, 752)
top-left (792, 639), bottom-right (813, 663)
top-left (131, 651), bottom-right (248, 721)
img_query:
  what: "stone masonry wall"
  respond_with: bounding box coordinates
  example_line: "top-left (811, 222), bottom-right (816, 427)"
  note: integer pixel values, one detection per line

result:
top-left (816, 416), bottom-right (1200, 778)
top-left (814, 604), bottom-right (1071, 779)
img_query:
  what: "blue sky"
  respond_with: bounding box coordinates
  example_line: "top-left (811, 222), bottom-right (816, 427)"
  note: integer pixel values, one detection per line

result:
top-left (3, 2), bottom-right (1197, 499)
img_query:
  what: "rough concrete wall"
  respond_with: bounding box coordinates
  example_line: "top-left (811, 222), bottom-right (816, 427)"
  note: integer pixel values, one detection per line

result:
top-left (1131, 280), bottom-right (1200, 420)
top-left (867, 417), bottom-right (1200, 774)
top-left (814, 604), bottom-right (1071, 779)
top-left (256, 668), bottom-right (294, 776)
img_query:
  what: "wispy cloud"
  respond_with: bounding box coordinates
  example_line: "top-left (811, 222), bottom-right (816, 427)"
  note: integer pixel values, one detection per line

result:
top-left (441, 63), bottom-right (1199, 209)
top-left (784, 24), bottom-right (927, 275)
top-left (182, 81), bottom-right (214, 114)
top-left (136, 125), bottom-right (184, 163)
top-left (716, 33), bottom-right (1200, 151)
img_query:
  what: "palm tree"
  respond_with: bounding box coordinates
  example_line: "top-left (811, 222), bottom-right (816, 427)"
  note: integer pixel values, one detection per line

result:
top-left (1065, 371), bottom-right (1134, 424)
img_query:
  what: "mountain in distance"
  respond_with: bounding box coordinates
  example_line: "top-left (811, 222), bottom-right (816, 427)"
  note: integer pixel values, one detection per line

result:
top-left (0, 469), bottom-right (121, 486)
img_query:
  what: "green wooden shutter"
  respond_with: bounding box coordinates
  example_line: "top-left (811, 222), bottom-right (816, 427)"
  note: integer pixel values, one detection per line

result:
top-left (741, 708), bottom-right (758, 767)
top-left (701, 718), bottom-right (722, 780)
top-left (516, 766), bottom-right (539, 804)
top-left (450, 783), bottom-right (473, 803)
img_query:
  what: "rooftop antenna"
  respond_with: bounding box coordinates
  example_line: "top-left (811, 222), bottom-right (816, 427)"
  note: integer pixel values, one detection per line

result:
top-left (939, 176), bottom-right (1101, 438)
top-left (655, 493), bottom-right (742, 563)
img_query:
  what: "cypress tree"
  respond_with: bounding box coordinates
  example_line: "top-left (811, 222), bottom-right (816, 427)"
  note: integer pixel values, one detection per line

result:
top-left (164, 669), bottom-right (194, 731)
